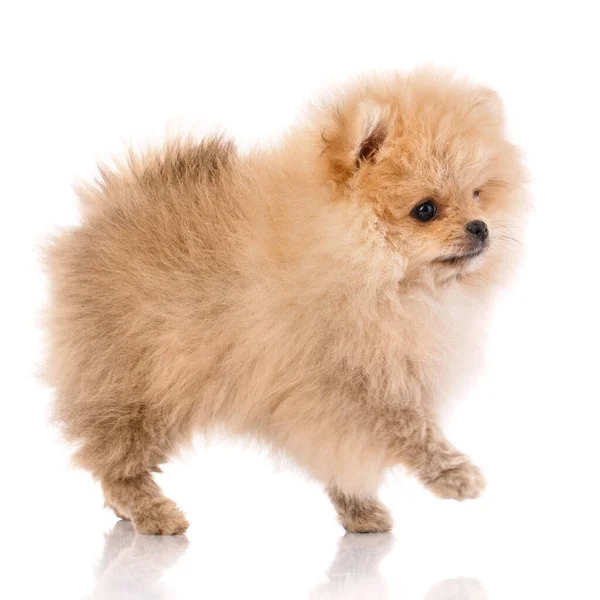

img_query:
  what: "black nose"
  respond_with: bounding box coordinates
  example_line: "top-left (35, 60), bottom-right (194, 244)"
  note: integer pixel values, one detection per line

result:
top-left (466, 220), bottom-right (489, 243)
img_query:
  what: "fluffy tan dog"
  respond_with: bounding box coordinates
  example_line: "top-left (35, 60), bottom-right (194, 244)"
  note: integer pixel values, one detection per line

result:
top-left (44, 69), bottom-right (526, 535)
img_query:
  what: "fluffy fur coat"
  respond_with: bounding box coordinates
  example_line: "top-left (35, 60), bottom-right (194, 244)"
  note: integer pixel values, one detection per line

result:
top-left (44, 68), bottom-right (526, 534)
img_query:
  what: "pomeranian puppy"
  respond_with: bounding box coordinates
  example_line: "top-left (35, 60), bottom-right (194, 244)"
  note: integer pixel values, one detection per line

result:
top-left (44, 68), bottom-right (526, 535)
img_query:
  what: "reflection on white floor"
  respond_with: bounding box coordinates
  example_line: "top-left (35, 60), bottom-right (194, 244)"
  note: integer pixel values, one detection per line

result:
top-left (88, 521), bottom-right (487, 600)
top-left (89, 521), bottom-right (189, 600)
top-left (310, 531), bottom-right (396, 599)
top-left (423, 579), bottom-right (487, 600)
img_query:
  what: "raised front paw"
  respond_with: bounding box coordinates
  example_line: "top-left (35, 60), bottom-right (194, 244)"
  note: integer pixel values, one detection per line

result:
top-left (425, 460), bottom-right (486, 500)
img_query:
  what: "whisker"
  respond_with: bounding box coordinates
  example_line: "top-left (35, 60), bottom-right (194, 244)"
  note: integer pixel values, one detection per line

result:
top-left (494, 235), bottom-right (525, 249)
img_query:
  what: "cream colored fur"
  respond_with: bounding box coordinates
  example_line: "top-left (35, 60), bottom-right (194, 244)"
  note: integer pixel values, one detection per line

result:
top-left (44, 68), bottom-right (526, 534)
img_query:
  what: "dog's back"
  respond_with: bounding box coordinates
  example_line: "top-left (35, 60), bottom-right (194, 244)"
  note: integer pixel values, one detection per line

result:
top-left (44, 138), bottom-right (246, 478)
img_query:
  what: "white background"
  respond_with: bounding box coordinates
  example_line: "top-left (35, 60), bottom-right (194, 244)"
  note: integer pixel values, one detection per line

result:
top-left (1, 1), bottom-right (599, 599)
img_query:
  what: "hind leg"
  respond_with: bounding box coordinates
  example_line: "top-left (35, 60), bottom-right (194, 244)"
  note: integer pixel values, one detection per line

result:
top-left (102, 472), bottom-right (188, 535)
top-left (104, 465), bottom-right (164, 522)
top-left (328, 486), bottom-right (393, 533)
top-left (71, 401), bottom-right (189, 535)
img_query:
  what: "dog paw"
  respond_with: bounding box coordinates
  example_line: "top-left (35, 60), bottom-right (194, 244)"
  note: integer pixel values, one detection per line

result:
top-left (133, 500), bottom-right (189, 535)
top-left (331, 491), bottom-right (394, 533)
top-left (425, 461), bottom-right (486, 500)
top-left (342, 505), bottom-right (393, 533)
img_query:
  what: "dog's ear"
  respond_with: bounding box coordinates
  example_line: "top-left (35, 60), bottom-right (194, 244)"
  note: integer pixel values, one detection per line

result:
top-left (321, 100), bottom-right (391, 186)
top-left (471, 87), bottom-right (505, 127)
top-left (355, 102), bottom-right (390, 168)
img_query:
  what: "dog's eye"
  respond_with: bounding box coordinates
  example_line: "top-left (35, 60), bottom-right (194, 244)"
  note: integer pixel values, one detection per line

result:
top-left (413, 200), bottom-right (438, 222)
top-left (473, 189), bottom-right (480, 198)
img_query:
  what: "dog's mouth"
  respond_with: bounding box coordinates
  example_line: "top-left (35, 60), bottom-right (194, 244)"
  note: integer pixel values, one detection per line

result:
top-left (435, 247), bottom-right (485, 266)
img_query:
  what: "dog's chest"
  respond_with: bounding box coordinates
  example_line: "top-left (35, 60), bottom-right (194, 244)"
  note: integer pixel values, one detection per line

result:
top-left (360, 286), bottom-right (488, 403)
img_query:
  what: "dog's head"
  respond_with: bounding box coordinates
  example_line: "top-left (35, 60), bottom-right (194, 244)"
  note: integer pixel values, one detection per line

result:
top-left (318, 69), bottom-right (527, 283)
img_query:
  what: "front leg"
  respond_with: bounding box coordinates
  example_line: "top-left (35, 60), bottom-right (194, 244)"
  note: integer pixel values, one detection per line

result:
top-left (385, 406), bottom-right (486, 500)
top-left (328, 486), bottom-right (393, 533)
top-left (321, 400), bottom-right (482, 533)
